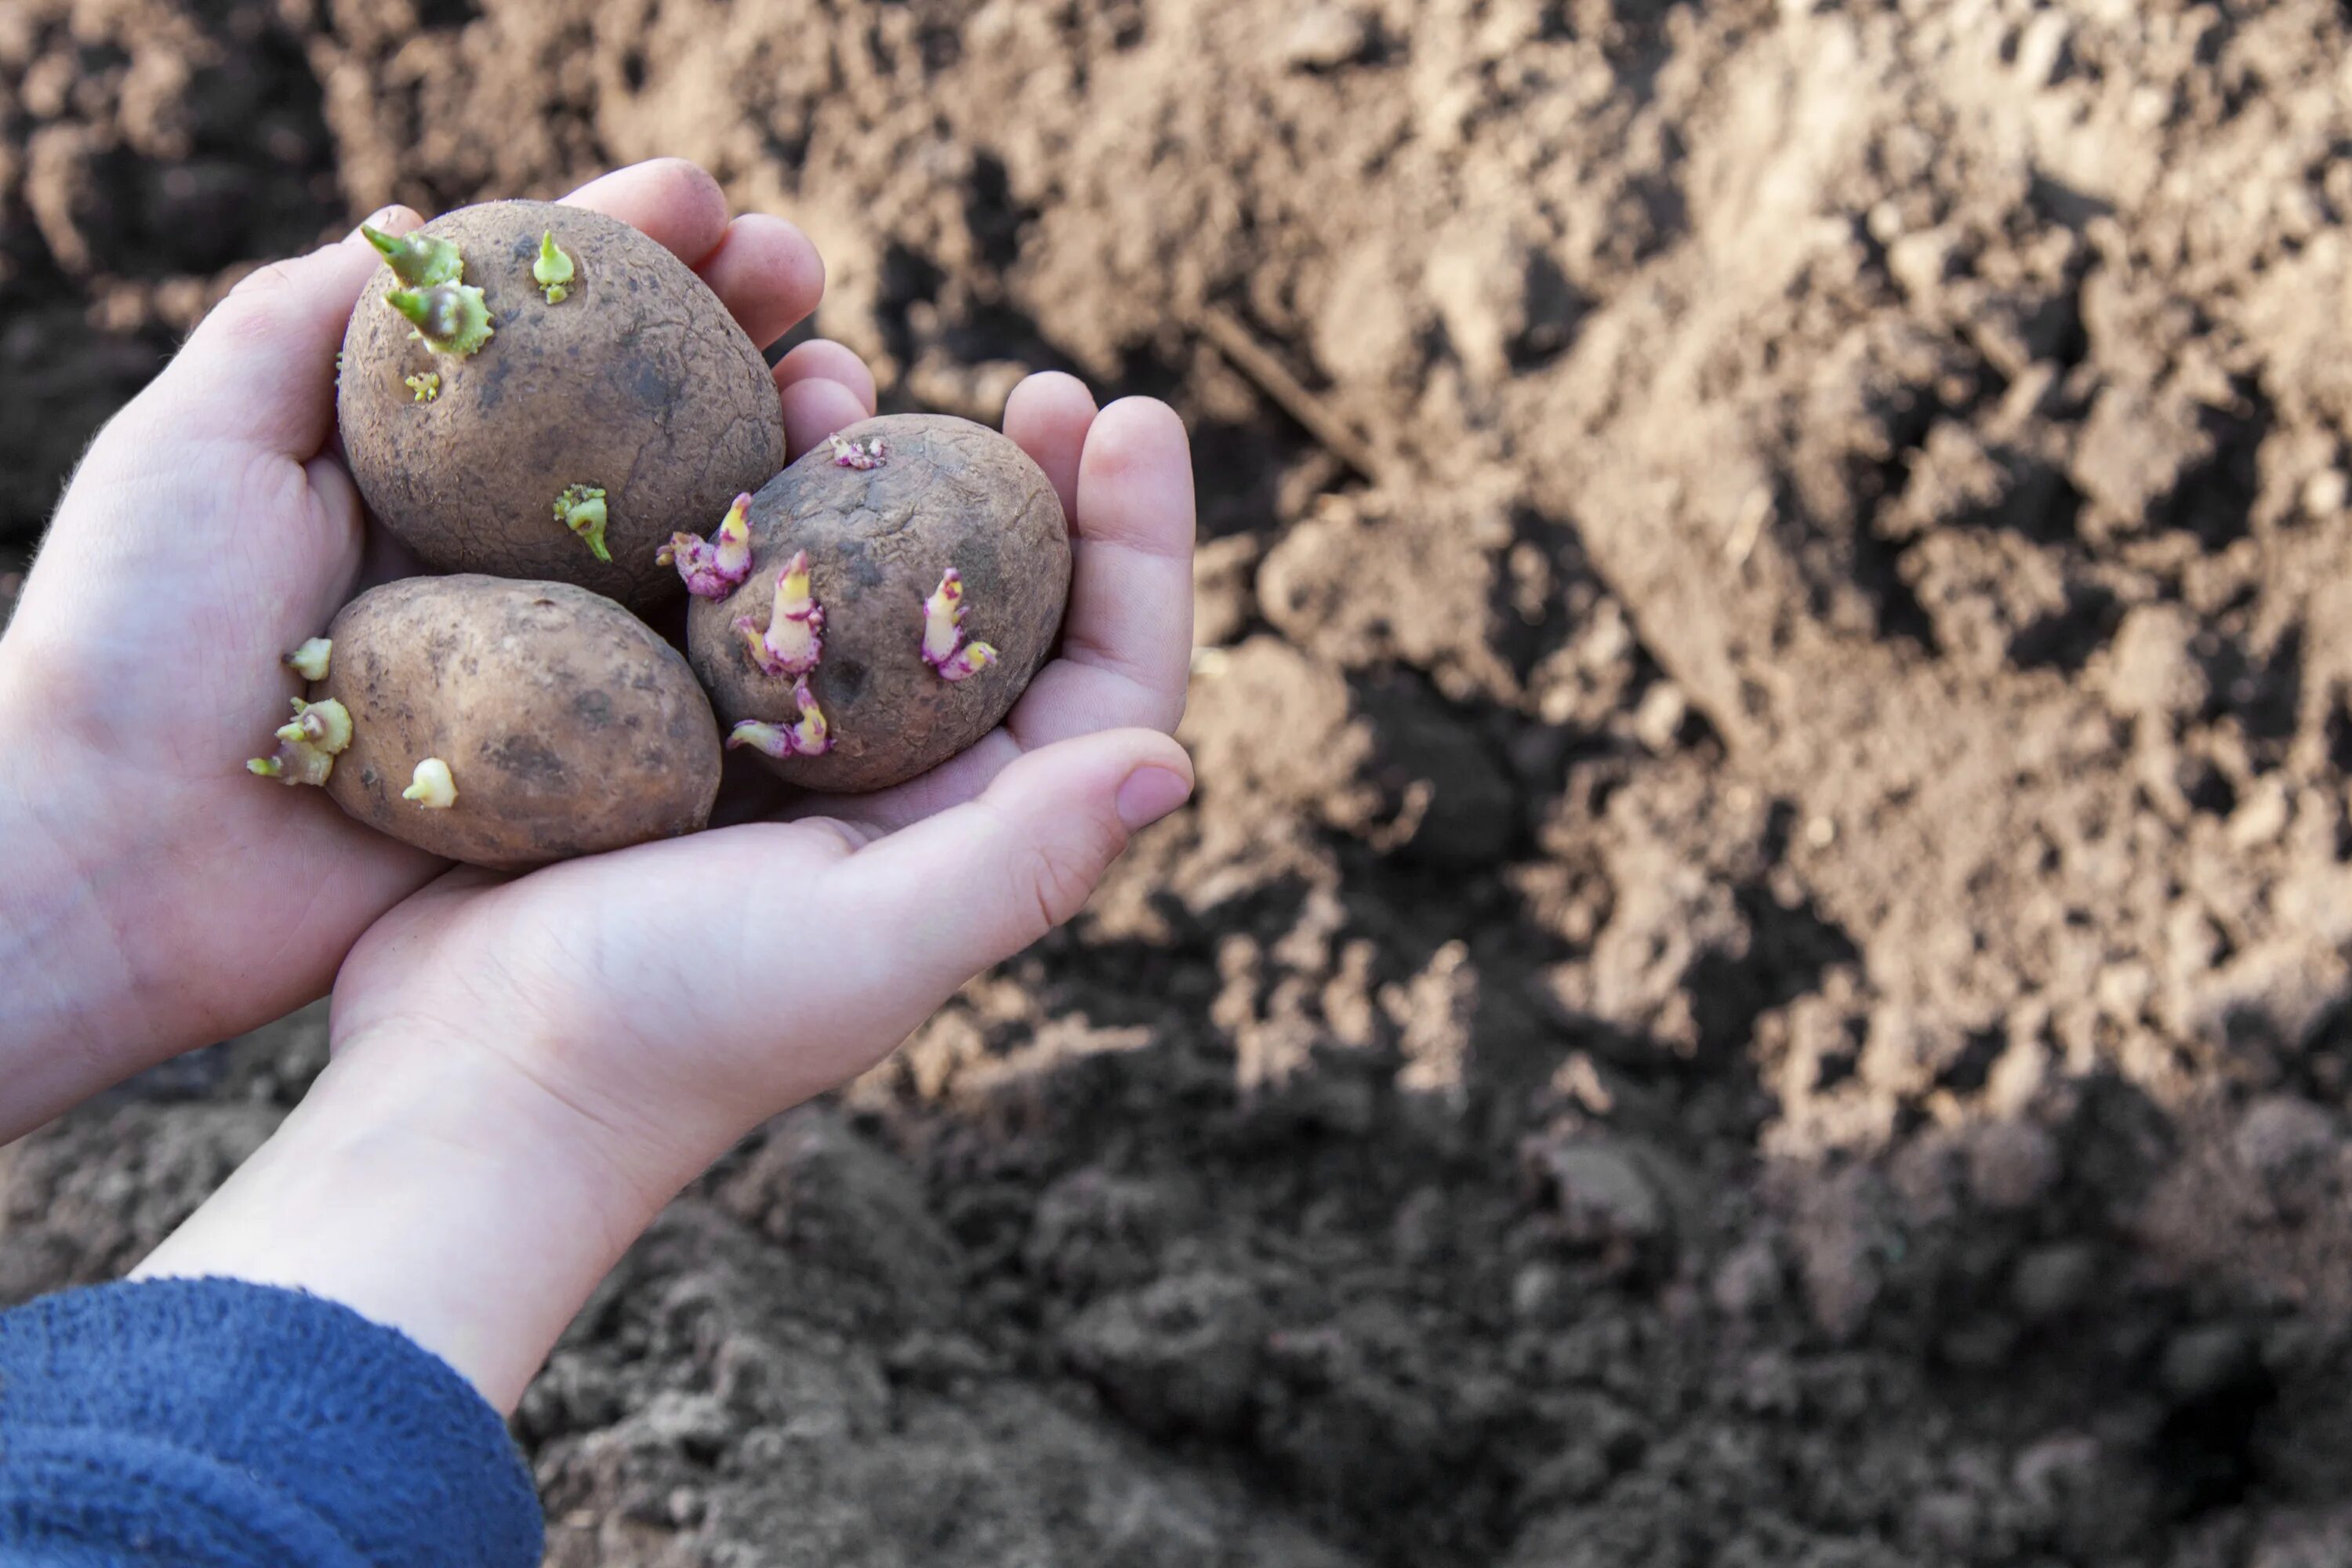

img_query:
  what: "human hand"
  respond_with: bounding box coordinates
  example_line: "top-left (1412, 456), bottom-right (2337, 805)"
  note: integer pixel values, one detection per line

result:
top-left (0, 159), bottom-right (874, 1139)
top-left (335, 387), bottom-right (1194, 1142)
top-left (138, 394), bottom-right (1196, 1410)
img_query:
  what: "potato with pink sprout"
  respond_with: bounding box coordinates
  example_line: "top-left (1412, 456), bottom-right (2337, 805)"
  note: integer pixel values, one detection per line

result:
top-left (681, 413), bottom-right (1071, 793)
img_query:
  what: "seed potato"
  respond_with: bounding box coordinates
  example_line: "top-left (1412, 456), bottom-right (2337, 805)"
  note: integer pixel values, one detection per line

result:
top-left (312, 575), bottom-right (722, 869)
top-left (684, 413), bottom-right (1072, 793)
top-left (337, 199), bottom-right (784, 612)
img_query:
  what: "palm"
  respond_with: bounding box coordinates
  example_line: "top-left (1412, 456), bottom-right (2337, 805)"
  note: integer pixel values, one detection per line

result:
top-left (17, 422), bottom-right (431, 1047)
top-left (334, 823), bottom-right (858, 1131)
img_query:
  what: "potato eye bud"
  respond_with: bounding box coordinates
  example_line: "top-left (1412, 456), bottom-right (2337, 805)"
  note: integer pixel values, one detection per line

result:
top-left (276, 696), bottom-right (354, 753)
top-left (826, 434), bottom-right (887, 470)
top-left (725, 679), bottom-right (833, 757)
top-left (920, 567), bottom-right (1000, 682)
top-left (655, 492), bottom-right (754, 599)
top-left (533, 230), bottom-right (575, 303)
top-left (285, 638), bottom-right (332, 682)
top-left (361, 225), bottom-right (463, 289)
top-left (249, 697), bottom-right (352, 787)
top-left (404, 372), bottom-right (441, 403)
top-left (402, 758), bottom-right (458, 809)
top-left (554, 485), bottom-right (612, 563)
top-left (934, 641), bottom-right (1000, 681)
top-left (386, 283), bottom-right (494, 358)
top-left (731, 550), bottom-right (826, 677)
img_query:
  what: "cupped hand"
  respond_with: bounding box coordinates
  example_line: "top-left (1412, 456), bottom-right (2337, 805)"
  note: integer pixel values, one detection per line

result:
top-left (326, 387), bottom-right (1199, 1205)
top-left (115, 180), bottom-right (1200, 1414)
top-left (0, 160), bottom-right (873, 1136)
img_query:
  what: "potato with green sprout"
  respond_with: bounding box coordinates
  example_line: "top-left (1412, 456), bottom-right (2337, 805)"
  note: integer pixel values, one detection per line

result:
top-left (251, 575), bottom-right (723, 869)
top-left (336, 200), bottom-right (783, 612)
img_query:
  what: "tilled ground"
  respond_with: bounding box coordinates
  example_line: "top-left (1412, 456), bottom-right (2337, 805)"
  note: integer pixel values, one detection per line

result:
top-left (8, 2), bottom-right (2352, 1563)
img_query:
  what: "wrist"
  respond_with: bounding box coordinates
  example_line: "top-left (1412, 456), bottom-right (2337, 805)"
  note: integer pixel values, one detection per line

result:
top-left (134, 1022), bottom-right (702, 1412)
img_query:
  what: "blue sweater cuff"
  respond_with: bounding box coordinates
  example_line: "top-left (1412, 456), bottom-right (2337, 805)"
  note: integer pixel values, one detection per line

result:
top-left (0, 1276), bottom-right (543, 1567)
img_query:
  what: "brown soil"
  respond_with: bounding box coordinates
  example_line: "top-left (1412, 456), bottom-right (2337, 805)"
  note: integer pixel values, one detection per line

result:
top-left (9, 2), bottom-right (2352, 1563)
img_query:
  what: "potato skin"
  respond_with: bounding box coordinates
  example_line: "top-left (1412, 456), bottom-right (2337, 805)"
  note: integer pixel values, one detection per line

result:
top-left (337, 200), bottom-right (784, 612)
top-left (319, 575), bottom-right (721, 869)
top-left (688, 413), bottom-right (1072, 793)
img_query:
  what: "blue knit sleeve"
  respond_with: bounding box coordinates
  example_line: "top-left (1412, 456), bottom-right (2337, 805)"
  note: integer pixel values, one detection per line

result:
top-left (0, 1277), bottom-right (543, 1567)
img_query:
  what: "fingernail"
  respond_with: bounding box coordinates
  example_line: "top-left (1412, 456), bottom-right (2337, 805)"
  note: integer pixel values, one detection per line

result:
top-left (1116, 765), bottom-right (1192, 833)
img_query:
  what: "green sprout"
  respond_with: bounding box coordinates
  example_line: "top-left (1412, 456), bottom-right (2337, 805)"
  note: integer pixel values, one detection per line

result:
top-left (533, 230), bottom-right (575, 303)
top-left (387, 284), bottom-right (493, 358)
top-left (361, 225), bottom-right (463, 289)
top-left (275, 696), bottom-right (353, 753)
top-left (554, 484), bottom-right (611, 562)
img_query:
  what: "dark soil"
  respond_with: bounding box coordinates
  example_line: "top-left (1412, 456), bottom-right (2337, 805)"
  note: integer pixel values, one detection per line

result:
top-left (9, 2), bottom-right (2352, 1563)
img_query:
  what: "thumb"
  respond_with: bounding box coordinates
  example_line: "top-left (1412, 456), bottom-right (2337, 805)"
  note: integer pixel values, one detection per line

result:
top-left (816, 728), bottom-right (1193, 1025)
top-left (140, 205), bottom-right (424, 458)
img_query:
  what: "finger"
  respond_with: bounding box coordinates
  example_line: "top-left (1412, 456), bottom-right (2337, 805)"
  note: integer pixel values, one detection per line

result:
top-left (812, 729), bottom-right (1193, 1017)
top-left (694, 213), bottom-right (826, 350)
top-left (1007, 397), bottom-right (1195, 744)
top-left (1002, 371), bottom-right (1097, 523)
top-left (558, 158), bottom-right (731, 267)
top-left (773, 339), bottom-right (877, 414)
top-left (131, 205), bottom-right (421, 456)
top-left (299, 455), bottom-right (374, 609)
top-left (782, 376), bottom-right (871, 460)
